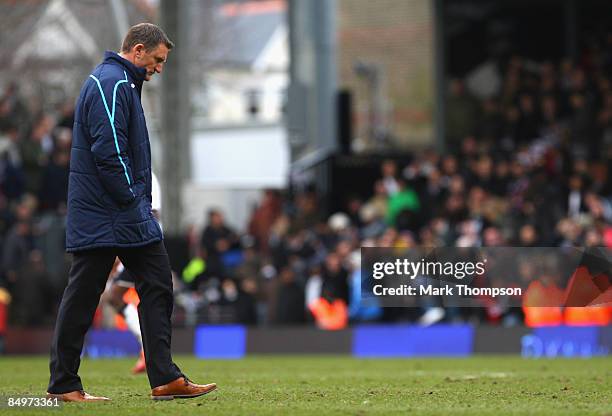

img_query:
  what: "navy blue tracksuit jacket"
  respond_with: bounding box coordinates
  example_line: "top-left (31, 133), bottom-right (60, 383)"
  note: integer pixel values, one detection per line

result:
top-left (66, 51), bottom-right (162, 252)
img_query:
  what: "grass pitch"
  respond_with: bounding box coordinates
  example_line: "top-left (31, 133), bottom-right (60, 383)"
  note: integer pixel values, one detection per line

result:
top-left (0, 355), bottom-right (610, 415)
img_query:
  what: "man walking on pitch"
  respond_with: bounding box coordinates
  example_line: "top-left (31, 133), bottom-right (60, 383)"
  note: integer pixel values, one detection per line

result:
top-left (47, 23), bottom-right (216, 402)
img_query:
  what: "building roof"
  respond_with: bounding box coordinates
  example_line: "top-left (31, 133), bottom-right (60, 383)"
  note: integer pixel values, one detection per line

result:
top-left (0, 0), bottom-right (153, 71)
top-left (204, 0), bottom-right (286, 69)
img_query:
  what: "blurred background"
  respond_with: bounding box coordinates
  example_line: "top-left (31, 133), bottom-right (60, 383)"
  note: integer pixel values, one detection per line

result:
top-left (0, 0), bottom-right (610, 357)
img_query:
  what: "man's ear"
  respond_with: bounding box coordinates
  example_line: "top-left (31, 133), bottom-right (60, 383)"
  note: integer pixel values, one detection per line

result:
top-left (133, 43), bottom-right (146, 56)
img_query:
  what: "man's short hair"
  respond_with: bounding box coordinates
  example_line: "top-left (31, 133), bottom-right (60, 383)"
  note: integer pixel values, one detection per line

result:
top-left (121, 23), bottom-right (174, 52)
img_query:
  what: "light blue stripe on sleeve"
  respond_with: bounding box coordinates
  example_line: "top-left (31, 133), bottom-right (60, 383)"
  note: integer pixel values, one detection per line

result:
top-left (89, 71), bottom-right (134, 197)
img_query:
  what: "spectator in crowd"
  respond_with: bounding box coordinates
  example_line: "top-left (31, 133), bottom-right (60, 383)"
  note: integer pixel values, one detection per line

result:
top-left (10, 250), bottom-right (49, 326)
top-left (380, 159), bottom-right (400, 196)
top-left (234, 278), bottom-right (258, 325)
top-left (385, 179), bottom-right (420, 229)
top-left (445, 79), bottom-right (480, 151)
top-left (0, 83), bottom-right (30, 135)
top-left (20, 115), bottom-right (53, 194)
top-left (38, 147), bottom-right (69, 213)
top-left (320, 253), bottom-right (349, 304)
top-left (200, 209), bottom-right (239, 277)
top-left (274, 267), bottom-right (305, 324)
top-left (2, 218), bottom-right (32, 288)
top-left (248, 189), bottom-right (282, 253)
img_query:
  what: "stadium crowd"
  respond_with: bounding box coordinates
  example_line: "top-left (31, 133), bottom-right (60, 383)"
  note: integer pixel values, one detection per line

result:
top-left (1, 42), bottom-right (611, 330)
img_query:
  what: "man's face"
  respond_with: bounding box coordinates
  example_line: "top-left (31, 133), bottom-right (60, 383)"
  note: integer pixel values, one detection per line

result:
top-left (134, 43), bottom-right (170, 81)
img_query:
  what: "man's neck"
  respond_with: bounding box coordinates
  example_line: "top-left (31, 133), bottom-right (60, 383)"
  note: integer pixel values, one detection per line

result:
top-left (118, 52), bottom-right (136, 66)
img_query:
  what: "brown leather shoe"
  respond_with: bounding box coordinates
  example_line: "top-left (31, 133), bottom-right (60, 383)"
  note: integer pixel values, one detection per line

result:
top-left (46, 390), bottom-right (111, 402)
top-left (151, 377), bottom-right (217, 400)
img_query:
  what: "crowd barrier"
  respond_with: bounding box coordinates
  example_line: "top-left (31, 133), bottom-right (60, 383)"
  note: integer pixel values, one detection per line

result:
top-left (3, 324), bottom-right (610, 358)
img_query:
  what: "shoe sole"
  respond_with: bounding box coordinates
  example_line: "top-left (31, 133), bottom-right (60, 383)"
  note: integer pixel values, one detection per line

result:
top-left (151, 385), bottom-right (217, 401)
top-left (46, 393), bottom-right (111, 402)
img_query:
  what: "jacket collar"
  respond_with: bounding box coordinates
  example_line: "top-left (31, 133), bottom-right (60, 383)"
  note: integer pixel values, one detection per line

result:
top-left (103, 51), bottom-right (146, 87)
